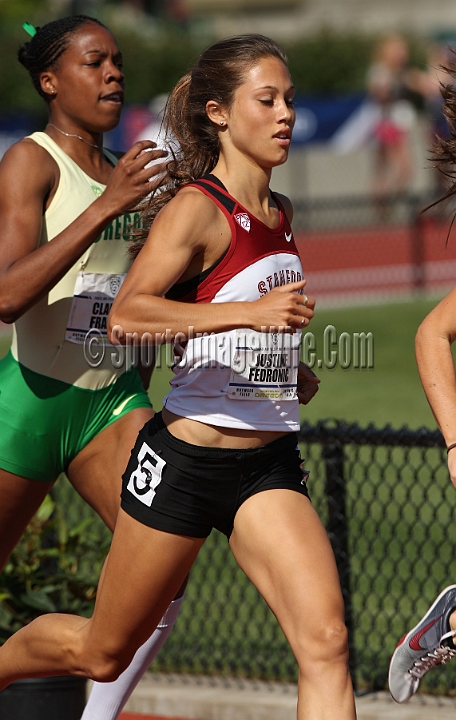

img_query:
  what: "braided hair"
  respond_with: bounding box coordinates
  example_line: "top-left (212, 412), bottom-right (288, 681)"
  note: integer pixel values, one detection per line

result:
top-left (18, 15), bottom-right (106, 101)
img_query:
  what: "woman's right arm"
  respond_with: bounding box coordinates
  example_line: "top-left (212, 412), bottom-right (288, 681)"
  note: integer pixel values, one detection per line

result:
top-left (0, 139), bottom-right (166, 323)
top-left (109, 188), bottom-right (315, 341)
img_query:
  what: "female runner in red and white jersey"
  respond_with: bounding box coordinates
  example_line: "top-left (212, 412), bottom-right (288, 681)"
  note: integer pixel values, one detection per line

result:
top-left (0, 34), bottom-right (357, 720)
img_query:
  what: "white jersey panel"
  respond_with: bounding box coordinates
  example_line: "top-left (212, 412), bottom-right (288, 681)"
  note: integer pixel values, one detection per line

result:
top-left (211, 252), bottom-right (304, 303)
top-left (164, 253), bottom-right (303, 431)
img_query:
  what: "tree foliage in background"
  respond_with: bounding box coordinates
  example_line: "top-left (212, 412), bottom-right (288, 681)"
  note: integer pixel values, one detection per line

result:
top-left (286, 32), bottom-right (425, 95)
top-left (0, 494), bottom-right (110, 643)
top-left (0, 0), bottom-right (428, 118)
top-left (115, 29), bottom-right (203, 103)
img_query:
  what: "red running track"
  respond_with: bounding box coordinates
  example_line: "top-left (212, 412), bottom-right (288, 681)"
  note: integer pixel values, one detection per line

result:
top-left (294, 217), bottom-right (456, 300)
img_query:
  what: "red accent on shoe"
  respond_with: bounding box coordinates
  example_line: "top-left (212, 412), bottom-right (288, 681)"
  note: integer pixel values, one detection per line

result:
top-left (409, 618), bottom-right (439, 651)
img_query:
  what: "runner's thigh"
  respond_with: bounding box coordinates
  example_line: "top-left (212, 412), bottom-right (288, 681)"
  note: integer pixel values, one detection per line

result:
top-left (67, 407), bottom-right (153, 531)
top-left (230, 489), bottom-right (345, 653)
top-left (82, 509), bottom-right (204, 664)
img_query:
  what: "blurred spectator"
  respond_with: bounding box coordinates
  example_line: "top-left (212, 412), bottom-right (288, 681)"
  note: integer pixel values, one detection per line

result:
top-left (367, 33), bottom-right (417, 201)
top-left (167, 0), bottom-right (190, 28)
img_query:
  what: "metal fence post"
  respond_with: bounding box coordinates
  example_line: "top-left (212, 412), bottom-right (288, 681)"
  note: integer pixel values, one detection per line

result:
top-left (409, 193), bottom-right (425, 295)
top-left (322, 439), bottom-right (357, 689)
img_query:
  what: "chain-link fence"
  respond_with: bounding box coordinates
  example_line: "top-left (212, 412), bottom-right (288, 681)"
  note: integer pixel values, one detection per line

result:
top-left (148, 419), bottom-right (456, 696)
top-left (3, 189), bottom-right (456, 695)
top-left (2, 375), bottom-right (456, 693)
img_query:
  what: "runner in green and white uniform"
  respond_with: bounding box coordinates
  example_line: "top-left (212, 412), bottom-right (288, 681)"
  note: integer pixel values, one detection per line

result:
top-left (0, 16), bottom-right (184, 720)
top-left (0, 131), bottom-right (150, 481)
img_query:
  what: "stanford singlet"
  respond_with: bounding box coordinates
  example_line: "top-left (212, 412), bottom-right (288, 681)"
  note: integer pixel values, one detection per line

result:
top-left (163, 175), bottom-right (305, 432)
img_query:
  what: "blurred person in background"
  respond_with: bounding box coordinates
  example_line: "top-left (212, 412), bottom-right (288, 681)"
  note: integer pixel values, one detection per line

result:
top-left (133, 94), bottom-right (169, 146)
top-left (367, 33), bottom-right (416, 203)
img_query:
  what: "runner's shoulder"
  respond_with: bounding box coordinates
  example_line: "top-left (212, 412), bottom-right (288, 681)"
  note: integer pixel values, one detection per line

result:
top-left (150, 184), bottom-right (226, 254)
top-left (159, 184), bottom-right (224, 224)
top-left (0, 137), bottom-right (58, 190)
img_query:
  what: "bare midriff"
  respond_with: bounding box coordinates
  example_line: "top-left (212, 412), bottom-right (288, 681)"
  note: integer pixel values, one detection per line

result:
top-left (161, 407), bottom-right (288, 449)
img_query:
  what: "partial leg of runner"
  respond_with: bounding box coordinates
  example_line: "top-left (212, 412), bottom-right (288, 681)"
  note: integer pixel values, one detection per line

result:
top-left (0, 509), bottom-right (203, 690)
top-left (229, 489), bottom-right (357, 720)
top-left (0, 409), bottom-right (185, 720)
top-left (79, 595), bottom-right (184, 720)
top-left (67, 407), bottom-right (186, 720)
top-left (67, 407), bottom-right (154, 532)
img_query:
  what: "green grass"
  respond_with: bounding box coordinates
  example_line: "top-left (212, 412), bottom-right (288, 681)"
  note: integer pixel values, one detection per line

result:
top-left (298, 297), bottom-right (440, 429)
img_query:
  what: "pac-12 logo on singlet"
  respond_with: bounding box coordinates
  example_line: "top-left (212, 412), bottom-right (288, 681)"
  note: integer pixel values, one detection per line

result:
top-left (234, 213), bottom-right (251, 232)
top-left (109, 275), bottom-right (123, 296)
top-left (127, 442), bottom-right (166, 507)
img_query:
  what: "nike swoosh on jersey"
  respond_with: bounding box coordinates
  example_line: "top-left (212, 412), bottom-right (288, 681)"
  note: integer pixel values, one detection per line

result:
top-left (112, 394), bottom-right (137, 417)
top-left (285, 232), bottom-right (292, 242)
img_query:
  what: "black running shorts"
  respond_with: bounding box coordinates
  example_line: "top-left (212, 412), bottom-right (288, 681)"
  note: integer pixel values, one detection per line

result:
top-left (121, 412), bottom-right (310, 538)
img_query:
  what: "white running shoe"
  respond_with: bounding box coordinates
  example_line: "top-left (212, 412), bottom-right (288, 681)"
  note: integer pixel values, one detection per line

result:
top-left (388, 585), bottom-right (456, 703)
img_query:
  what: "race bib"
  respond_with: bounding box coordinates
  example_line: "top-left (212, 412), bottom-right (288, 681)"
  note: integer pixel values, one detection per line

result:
top-left (65, 272), bottom-right (126, 344)
top-left (126, 442), bottom-right (166, 507)
top-left (228, 330), bottom-right (300, 401)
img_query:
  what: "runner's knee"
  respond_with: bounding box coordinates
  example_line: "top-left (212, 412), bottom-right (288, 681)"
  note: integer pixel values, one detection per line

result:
top-left (82, 648), bottom-right (134, 683)
top-left (71, 629), bottom-right (136, 683)
top-left (295, 617), bottom-right (349, 674)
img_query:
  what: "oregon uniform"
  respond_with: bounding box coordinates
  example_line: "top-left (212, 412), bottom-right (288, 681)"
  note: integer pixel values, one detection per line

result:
top-left (0, 133), bottom-right (151, 481)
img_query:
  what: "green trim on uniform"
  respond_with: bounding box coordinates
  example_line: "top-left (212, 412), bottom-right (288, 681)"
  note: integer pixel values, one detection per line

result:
top-left (0, 352), bottom-right (152, 482)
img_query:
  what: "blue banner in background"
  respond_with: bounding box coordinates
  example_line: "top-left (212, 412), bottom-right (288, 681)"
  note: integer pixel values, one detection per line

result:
top-left (0, 94), bottom-right (369, 157)
top-left (0, 113), bottom-right (38, 156)
top-left (292, 94), bottom-right (366, 145)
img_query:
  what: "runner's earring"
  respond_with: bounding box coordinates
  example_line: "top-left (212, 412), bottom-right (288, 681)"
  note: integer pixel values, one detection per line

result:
top-left (220, 121), bottom-right (225, 126)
